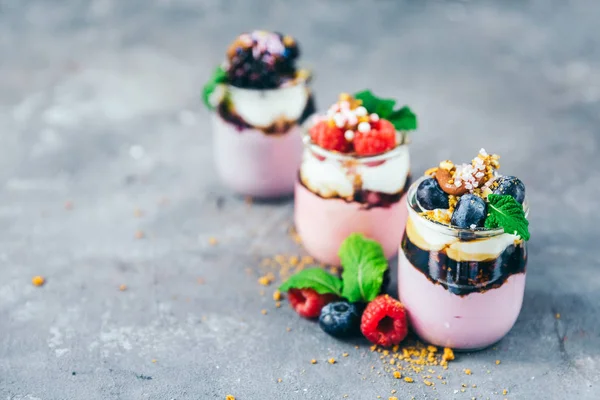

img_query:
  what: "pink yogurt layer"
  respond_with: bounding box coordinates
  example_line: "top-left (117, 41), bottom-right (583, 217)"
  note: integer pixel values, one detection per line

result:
top-left (295, 180), bottom-right (408, 266)
top-left (212, 114), bottom-right (303, 198)
top-left (398, 250), bottom-right (526, 350)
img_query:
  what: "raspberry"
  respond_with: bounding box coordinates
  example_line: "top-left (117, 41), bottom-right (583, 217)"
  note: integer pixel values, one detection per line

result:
top-left (287, 288), bottom-right (338, 319)
top-left (309, 121), bottom-right (351, 152)
top-left (360, 294), bottom-right (408, 347)
top-left (354, 119), bottom-right (397, 156)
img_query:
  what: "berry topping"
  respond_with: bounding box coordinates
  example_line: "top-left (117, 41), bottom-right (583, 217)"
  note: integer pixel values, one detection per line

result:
top-left (416, 177), bottom-right (450, 210)
top-left (450, 193), bottom-right (487, 228)
top-left (287, 288), bottom-right (337, 319)
top-left (354, 119), bottom-right (397, 156)
top-left (309, 120), bottom-right (351, 152)
top-left (360, 295), bottom-right (408, 347)
top-left (492, 176), bottom-right (526, 204)
top-left (319, 301), bottom-right (362, 338)
top-left (225, 31), bottom-right (300, 89)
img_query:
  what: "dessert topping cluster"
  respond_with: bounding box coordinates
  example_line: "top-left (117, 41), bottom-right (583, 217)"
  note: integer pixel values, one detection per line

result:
top-left (417, 149), bottom-right (530, 240)
top-left (279, 234), bottom-right (409, 347)
top-left (309, 91), bottom-right (417, 156)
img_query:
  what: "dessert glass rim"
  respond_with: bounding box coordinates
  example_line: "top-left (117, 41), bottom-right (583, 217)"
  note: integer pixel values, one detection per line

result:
top-left (407, 175), bottom-right (530, 239)
top-left (225, 68), bottom-right (312, 93)
top-left (300, 119), bottom-right (411, 162)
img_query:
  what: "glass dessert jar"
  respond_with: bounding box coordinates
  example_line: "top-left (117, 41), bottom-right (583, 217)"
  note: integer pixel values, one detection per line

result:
top-left (204, 31), bottom-right (315, 198)
top-left (398, 175), bottom-right (528, 350)
top-left (294, 90), bottom-right (417, 265)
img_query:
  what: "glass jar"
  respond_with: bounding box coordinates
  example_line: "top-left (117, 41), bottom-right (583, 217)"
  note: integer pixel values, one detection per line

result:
top-left (294, 129), bottom-right (411, 266)
top-left (211, 79), bottom-right (314, 198)
top-left (398, 176), bottom-right (528, 350)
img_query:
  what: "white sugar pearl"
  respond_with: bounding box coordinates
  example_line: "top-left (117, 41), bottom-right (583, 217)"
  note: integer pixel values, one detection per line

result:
top-left (358, 121), bottom-right (371, 133)
top-left (344, 130), bottom-right (355, 141)
top-left (354, 106), bottom-right (367, 117)
top-left (370, 113), bottom-right (380, 122)
top-left (333, 113), bottom-right (346, 128)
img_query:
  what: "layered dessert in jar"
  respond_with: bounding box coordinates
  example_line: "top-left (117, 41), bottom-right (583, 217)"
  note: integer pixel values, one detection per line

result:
top-left (203, 30), bottom-right (315, 198)
top-left (398, 149), bottom-right (530, 350)
top-left (295, 91), bottom-right (417, 265)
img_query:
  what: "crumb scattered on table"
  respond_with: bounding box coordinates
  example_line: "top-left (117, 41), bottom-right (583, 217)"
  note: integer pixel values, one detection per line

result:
top-left (32, 276), bottom-right (45, 287)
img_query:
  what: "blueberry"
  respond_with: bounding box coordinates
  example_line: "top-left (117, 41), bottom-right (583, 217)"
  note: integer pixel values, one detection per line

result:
top-left (416, 178), bottom-right (450, 210)
top-left (319, 301), bottom-right (361, 338)
top-left (493, 176), bottom-right (526, 204)
top-left (451, 194), bottom-right (487, 228)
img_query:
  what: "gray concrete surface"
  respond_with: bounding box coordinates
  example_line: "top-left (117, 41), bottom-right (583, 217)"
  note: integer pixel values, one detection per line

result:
top-left (1, 0), bottom-right (599, 399)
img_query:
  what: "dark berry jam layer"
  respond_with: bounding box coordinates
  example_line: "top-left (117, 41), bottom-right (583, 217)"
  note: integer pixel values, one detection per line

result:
top-left (299, 173), bottom-right (412, 210)
top-left (217, 94), bottom-right (315, 135)
top-left (401, 233), bottom-right (526, 296)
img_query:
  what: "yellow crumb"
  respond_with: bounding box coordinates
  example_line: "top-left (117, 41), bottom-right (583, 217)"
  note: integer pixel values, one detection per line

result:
top-left (496, 360), bottom-right (501, 365)
top-left (424, 380), bottom-right (434, 386)
top-left (393, 371), bottom-right (401, 379)
top-left (261, 309), bottom-right (267, 315)
top-left (442, 347), bottom-right (455, 362)
top-left (273, 290), bottom-right (283, 301)
top-left (404, 377), bottom-right (414, 383)
top-left (134, 230), bottom-right (145, 239)
top-left (119, 284), bottom-right (127, 291)
top-left (342, 353), bottom-right (349, 357)
top-left (343, 395), bottom-right (348, 399)
top-left (311, 359), bottom-right (317, 364)
top-left (286, 327), bottom-right (291, 332)
top-left (389, 397), bottom-right (398, 400)
top-left (225, 396), bottom-right (235, 400)
top-left (503, 389), bottom-right (508, 395)
top-left (472, 384), bottom-right (477, 388)
top-left (208, 237), bottom-right (218, 245)
top-left (258, 273), bottom-right (275, 286)
top-left (277, 378), bottom-right (282, 383)
top-left (328, 358), bottom-right (336, 364)
top-left (390, 390), bottom-right (396, 394)
top-left (32, 276), bottom-right (45, 287)
top-left (464, 369), bottom-right (472, 375)
top-left (555, 313), bottom-right (561, 319)
top-left (151, 359), bottom-right (157, 363)
top-left (275, 302), bottom-right (281, 308)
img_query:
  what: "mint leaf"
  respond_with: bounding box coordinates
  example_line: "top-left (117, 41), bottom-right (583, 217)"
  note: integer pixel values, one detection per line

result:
top-left (339, 233), bottom-right (388, 303)
top-left (388, 106), bottom-right (417, 131)
top-left (354, 90), bottom-right (417, 131)
top-left (485, 194), bottom-right (530, 240)
top-left (279, 268), bottom-right (342, 296)
top-left (202, 66), bottom-right (227, 110)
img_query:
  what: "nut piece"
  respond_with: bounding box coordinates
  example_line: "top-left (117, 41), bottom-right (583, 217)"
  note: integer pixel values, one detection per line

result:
top-left (435, 168), bottom-right (468, 196)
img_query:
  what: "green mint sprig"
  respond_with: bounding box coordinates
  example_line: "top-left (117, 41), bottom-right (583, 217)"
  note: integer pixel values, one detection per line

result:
top-left (485, 194), bottom-right (530, 240)
top-left (279, 234), bottom-right (388, 303)
top-left (354, 90), bottom-right (417, 131)
top-left (202, 65), bottom-right (227, 110)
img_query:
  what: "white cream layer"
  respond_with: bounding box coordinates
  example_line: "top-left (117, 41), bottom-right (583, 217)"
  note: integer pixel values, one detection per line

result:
top-left (407, 211), bottom-right (520, 261)
top-left (299, 145), bottom-right (410, 198)
top-left (225, 83), bottom-right (310, 128)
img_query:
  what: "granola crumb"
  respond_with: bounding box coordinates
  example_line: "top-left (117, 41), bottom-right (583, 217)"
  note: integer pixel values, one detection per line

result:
top-left (555, 313), bottom-right (560, 319)
top-left (343, 395), bottom-right (348, 398)
top-left (464, 369), bottom-right (472, 375)
top-left (342, 353), bottom-right (349, 357)
top-left (424, 380), bottom-right (434, 386)
top-left (328, 358), bottom-right (336, 364)
top-left (258, 272), bottom-right (275, 286)
top-left (393, 371), bottom-right (401, 379)
top-left (135, 230), bottom-right (145, 239)
top-left (472, 384), bottom-right (477, 388)
top-left (495, 360), bottom-right (501, 365)
top-left (286, 327), bottom-right (291, 332)
top-left (503, 389), bottom-right (508, 395)
top-left (197, 278), bottom-right (205, 285)
top-left (119, 284), bottom-right (127, 291)
top-left (391, 390), bottom-right (397, 394)
top-left (134, 208), bottom-right (143, 217)
top-left (389, 397), bottom-right (398, 400)
top-left (311, 359), bottom-right (317, 364)
top-left (273, 290), bottom-right (283, 301)
top-left (404, 377), bottom-right (414, 383)
top-left (208, 237), bottom-right (218, 246)
top-left (261, 309), bottom-right (267, 315)
top-left (277, 378), bottom-right (282, 383)
top-left (32, 276), bottom-right (45, 287)
top-left (275, 302), bottom-right (281, 308)
top-left (225, 396), bottom-right (235, 400)
top-left (151, 359), bottom-right (157, 363)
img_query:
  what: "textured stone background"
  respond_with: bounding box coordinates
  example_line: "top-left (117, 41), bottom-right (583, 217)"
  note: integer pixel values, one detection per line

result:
top-left (0, 0), bottom-right (599, 399)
